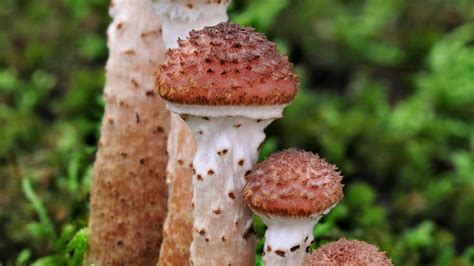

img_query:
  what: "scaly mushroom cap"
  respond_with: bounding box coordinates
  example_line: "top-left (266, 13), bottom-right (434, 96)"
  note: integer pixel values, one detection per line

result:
top-left (156, 22), bottom-right (298, 105)
top-left (243, 149), bottom-right (343, 217)
top-left (303, 238), bottom-right (393, 266)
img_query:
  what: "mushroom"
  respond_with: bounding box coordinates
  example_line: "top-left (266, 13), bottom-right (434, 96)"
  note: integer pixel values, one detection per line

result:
top-left (156, 23), bottom-right (298, 265)
top-left (243, 149), bottom-right (343, 266)
top-left (150, 1), bottom-right (230, 265)
top-left (302, 238), bottom-right (393, 266)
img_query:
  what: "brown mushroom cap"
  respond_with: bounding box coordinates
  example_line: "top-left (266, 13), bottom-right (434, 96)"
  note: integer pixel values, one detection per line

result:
top-left (303, 238), bottom-right (393, 266)
top-left (243, 149), bottom-right (343, 217)
top-left (157, 22), bottom-right (298, 106)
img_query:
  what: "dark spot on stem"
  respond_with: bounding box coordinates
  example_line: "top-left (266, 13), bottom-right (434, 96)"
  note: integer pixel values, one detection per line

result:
top-left (131, 78), bottom-right (138, 87)
top-left (123, 50), bottom-right (135, 55)
top-left (197, 174), bottom-right (203, 181)
top-left (275, 250), bottom-right (285, 257)
top-left (177, 160), bottom-right (183, 165)
top-left (238, 160), bottom-right (244, 166)
top-left (213, 209), bottom-right (221, 214)
top-left (208, 169), bottom-right (214, 175)
top-left (234, 124), bottom-right (241, 128)
top-left (156, 126), bottom-right (164, 133)
top-left (290, 245), bottom-right (300, 252)
top-left (139, 158), bottom-right (145, 165)
top-left (228, 192), bottom-right (235, 199)
top-left (135, 113), bottom-right (140, 123)
top-left (217, 149), bottom-right (228, 156)
top-left (145, 90), bottom-right (155, 97)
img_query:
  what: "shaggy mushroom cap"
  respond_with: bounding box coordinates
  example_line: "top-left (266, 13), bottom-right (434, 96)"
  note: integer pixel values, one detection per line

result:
top-left (156, 22), bottom-right (298, 106)
top-left (303, 238), bottom-right (393, 266)
top-left (243, 149), bottom-right (343, 217)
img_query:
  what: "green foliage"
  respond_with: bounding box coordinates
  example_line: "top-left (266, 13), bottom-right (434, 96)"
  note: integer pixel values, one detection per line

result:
top-left (1, 0), bottom-right (474, 265)
top-left (20, 178), bottom-right (88, 266)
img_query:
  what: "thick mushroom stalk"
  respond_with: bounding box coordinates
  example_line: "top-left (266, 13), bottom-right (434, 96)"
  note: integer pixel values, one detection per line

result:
top-left (150, 1), bottom-right (230, 265)
top-left (86, 1), bottom-right (169, 265)
top-left (157, 23), bottom-right (298, 265)
top-left (174, 106), bottom-right (284, 265)
top-left (243, 149), bottom-right (344, 266)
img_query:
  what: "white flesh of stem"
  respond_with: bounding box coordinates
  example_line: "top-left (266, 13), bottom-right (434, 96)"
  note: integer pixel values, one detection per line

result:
top-left (185, 115), bottom-right (274, 265)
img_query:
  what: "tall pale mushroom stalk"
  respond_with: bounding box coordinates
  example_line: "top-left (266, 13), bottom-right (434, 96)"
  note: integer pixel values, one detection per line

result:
top-left (86, 0), bottom-right (169, 265)
top-left (150, 1), bottom-right (230, 265)
top-left (157, 23), bottom-right (298, 265)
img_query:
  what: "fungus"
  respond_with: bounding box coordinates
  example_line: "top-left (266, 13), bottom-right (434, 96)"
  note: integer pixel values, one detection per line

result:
top-left (302, 238), bottom-right (393, 266)
top-left (86, 0), bottom-right (169, 265)
top-left (151, 1), bottom-right (230, 265)
top-left (243, 149), bottom-right (343, 266)
top-left (157, 22), bottom-right (297, 265)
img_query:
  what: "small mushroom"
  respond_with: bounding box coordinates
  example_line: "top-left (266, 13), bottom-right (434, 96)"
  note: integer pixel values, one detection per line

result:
top-left (302, 238), bottom-right (393, 266)
top-left (157, 23), bottom-right (298, 265)
top-left (243, 149), bottom-right (343, 266)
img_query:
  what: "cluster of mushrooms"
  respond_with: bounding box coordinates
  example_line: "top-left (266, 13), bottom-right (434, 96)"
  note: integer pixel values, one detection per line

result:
top-left (156, 22), bottom-right (392, 266)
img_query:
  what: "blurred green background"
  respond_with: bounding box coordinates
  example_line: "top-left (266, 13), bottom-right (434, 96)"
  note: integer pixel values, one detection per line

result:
top-left (1, 0), bottom-right (473, 265)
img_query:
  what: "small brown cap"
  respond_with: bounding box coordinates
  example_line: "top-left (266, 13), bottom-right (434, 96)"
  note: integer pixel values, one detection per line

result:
top-left (303, 238), bottom-right (393, 266)
top-left (243, 149), bottom-right (343, 217)
top-left (157, 22), bottom-right (297, 106)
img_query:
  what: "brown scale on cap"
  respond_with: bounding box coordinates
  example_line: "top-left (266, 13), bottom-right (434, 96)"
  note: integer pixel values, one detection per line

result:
top-left (243, 149), bottom-right (343, 217)
top-left (303, 238), bottom-right (393, 266)
top-left (157, 22), bottom-right (298, 105)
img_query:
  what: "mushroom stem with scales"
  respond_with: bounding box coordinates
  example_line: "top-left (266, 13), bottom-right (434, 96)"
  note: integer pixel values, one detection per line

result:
top-left (157, 23), bottom-right (298, 265)
top-left (150, 1), bottom-right (230, 265)
top-left (243, 149), bottom-right (344, 266)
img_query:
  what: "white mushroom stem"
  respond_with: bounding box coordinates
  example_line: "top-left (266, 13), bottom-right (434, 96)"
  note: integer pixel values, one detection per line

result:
top-left (260, 216), bottom-right (320, 266)
top-left (256, 204), bottom-right (337, 266)
top-left (169, 103), bottom-right (285, 265)
top-left (151, 0), bottom-right (229, 48)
